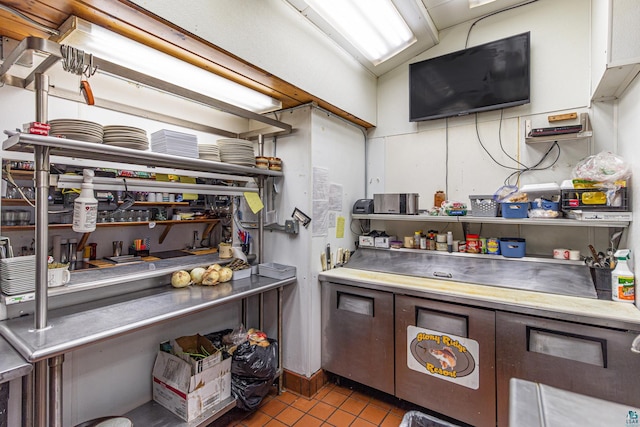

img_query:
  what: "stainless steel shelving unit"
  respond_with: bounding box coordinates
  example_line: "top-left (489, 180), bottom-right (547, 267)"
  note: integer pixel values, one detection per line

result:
top-left (352, 213), bottom-right (630, 228)
top-left (0, 35), bottom-right (293, 427)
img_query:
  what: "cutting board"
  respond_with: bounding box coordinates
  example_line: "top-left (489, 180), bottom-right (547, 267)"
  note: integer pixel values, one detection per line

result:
top-left (182, 248), bottom-right (218, 256)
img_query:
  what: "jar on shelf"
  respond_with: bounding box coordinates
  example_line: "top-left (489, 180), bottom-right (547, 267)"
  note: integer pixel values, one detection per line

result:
top-left (466, 234), bottom-right (480, 253)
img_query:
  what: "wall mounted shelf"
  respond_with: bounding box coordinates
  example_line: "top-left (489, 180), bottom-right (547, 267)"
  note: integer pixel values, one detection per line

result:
top-left (524, 112), bottom-right (592, 144)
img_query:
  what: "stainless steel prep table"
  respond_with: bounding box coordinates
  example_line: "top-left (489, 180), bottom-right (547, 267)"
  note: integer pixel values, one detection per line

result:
top-left (509, 378), bottom-right (640, 426)
top-left (319, 249), bottom-right (640, 330)
top-left (319, 249), bottom-right (640, 427)
top-left (0, 254), bottom-right (295, 426)
top-left (0, 335), bottom-right (31, 384)
top-left (0, 274), bottom-right (295, 362)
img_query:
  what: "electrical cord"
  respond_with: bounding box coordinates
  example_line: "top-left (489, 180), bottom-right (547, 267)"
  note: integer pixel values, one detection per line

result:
top-left (472, 112), bottom-right (561, 187)
top-left (465, 0), bottom-right (539, 48)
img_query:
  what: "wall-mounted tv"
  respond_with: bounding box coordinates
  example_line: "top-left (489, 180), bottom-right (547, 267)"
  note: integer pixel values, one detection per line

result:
top-left (409, 32), bottom-right (530, 122)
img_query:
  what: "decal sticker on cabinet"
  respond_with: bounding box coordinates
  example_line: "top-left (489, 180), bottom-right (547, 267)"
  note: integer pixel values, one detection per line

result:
top-left (407, 325), bottom-right (479, 389)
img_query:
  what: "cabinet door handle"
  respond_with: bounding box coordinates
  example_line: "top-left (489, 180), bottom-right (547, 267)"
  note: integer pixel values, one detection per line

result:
top-left (337, 292), bottom-right (374, 316)
top-left (528, 327), bottom-right (606, 367)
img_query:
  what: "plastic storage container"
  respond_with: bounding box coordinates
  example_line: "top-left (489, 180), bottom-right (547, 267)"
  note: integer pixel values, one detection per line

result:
top-left (500, 238), bottom-right (526, 258)
top-left (258, 263), bottom-right (296, 279)
top-left (501, 202), bottom-right (529, 218)
top-left (400, 411), bottom-right (461, 427)
top-left (561, 187), bottom-right (628, 211)
top-left (469, 195), bottom-right (499, 217)
top-left (531, 199), bottom-right (560, 211)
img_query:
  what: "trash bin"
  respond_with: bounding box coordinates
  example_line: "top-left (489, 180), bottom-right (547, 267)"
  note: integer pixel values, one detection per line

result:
top-left (400, 410), bottom-right (461, 427)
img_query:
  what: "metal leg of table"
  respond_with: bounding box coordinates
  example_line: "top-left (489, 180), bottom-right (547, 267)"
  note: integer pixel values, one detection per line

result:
top-left (33, 361), bottom-right (47, 427)
top-left (21, 372), bottom-right (33, 427)
top-left (278, 286), bottom-right (283, 394)
top-left (48, 355), bottom-right (64, 427)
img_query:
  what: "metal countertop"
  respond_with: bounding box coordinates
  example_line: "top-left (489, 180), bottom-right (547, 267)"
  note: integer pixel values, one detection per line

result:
top-left (0, 335), bottom-right (31, 384)
top-left (509, 378), bottom-right (640, 426)
top-left (343, 248), bottom-right (597, 299)
top-left (0, 273), bottom-right (296, 362)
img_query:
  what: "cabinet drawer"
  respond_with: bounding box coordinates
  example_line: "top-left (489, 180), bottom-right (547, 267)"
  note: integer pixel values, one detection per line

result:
top-left (321, 282), bottom-right (394, 394)
top-left (395, 295), bottom-right (496, 427)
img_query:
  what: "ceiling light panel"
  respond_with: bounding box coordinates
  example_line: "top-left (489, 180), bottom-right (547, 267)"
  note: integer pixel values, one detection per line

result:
top-left (305, 0), bottom-right (416, 65)
top-left (57, 18), bottom-right (281, 113)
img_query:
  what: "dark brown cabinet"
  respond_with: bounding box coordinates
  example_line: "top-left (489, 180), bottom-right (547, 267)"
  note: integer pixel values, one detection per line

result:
top-left (321, 282), bottom-right (395, 394)
top-left (395, 295), bottom-right (496, 427)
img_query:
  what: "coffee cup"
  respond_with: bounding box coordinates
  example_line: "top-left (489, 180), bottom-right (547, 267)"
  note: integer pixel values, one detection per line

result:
top-left (219, 243), bottom-right (233, 259)
top-left (48, 267), bottom-right (70, 287)
top-left (569, 250), bottom-right (581, 261)
top-left (553, 248), bottom-right (570, 260)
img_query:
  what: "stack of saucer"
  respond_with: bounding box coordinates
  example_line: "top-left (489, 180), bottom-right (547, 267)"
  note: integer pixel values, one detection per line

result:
top-left (0, 255), bottom-right (36, 295)
top-left (150, 129), bottom-right (199, 158)
top-left (218, 138), bottom-right (256, 167)
top-left (48, 119), bottom-right (103, 143)
top-left (103, 125), bottom-right (149, 150)
top-left (198, 142), bottom-right (221, 162)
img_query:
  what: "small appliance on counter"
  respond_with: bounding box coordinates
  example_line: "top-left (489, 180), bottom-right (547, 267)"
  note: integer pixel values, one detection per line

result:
top-left (373, 193), bottom-right (419, 215)
top-left (352, 199), bottom-right (374, 214)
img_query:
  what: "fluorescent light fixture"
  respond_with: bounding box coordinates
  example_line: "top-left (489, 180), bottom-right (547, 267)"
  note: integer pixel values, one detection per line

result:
top-left (56, 18), bottom-right (281, 113)
top-left (469, 0), bottom-right (498, 8)
top-left (305, 0), bottom-right (416, 65)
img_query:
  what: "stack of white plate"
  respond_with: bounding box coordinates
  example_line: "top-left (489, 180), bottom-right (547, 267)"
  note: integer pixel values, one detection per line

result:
top-left (103, 125), bottom-right (149, 150)
top-left (49, 119), bottom-right (104, 143)
top-left (0, 255), bottom-right (36, 295)
top-left (150, 129), bottom-right (199, 158)
top-left (218, 138), bottom-right (256, 167)
top-left (198, 142), bottom-right (221, 162)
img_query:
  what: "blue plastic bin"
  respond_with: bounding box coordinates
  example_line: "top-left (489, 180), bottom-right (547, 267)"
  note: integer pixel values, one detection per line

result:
top-left (500, 238), bottom-right (526, 258)
top-left (501, 202), bottom-right (529, 218)
top-left (531, 200), bottom-right (559, 211)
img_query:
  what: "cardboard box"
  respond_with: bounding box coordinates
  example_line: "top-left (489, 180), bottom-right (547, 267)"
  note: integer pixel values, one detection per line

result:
top-left (172, 334), bottom-right (221, 373)
top-left (152, 350), bottom-right (231, 422)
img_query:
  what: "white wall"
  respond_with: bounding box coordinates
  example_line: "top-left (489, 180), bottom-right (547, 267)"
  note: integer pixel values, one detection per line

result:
top-left (131, 0), bottom-right (378, 126)
top-left (616, 73), bottom-right (640, 307)
top-left (368, 0), bottom-right (609, 257)
top-left (261, 105), bottom-right (365, 376)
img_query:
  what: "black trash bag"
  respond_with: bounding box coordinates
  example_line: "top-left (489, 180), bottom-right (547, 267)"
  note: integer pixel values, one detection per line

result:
top-left (231, 376), bottom-right (274, 411)
top-left (231, 339), bottom-right (278, 380)
top-left (231, 339), bottom-right (278, 410)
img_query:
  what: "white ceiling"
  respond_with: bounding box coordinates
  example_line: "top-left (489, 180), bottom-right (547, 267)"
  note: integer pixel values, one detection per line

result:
top-left (284, 0), bottom-right (534, 76)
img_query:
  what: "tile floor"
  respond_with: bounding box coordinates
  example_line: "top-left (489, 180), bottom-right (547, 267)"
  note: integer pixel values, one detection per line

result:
top-left (209, 379), bottom-right (424, 427)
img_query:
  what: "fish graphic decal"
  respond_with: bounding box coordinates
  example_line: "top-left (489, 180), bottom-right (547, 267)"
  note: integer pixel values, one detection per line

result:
top-left (429, 346), bottom-right (457, 370)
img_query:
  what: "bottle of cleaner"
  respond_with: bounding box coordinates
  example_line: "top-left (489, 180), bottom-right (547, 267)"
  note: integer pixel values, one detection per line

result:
top-left (612, 249), bottom-right (635, 303)
top-left (72, 169), bottom-right (98, 232)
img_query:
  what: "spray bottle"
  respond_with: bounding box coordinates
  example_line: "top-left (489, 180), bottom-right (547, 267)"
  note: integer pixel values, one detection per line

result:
top-left (72, 169), bottom-right (98, 232)
top-left (611, 249), bottom-right (635, 303)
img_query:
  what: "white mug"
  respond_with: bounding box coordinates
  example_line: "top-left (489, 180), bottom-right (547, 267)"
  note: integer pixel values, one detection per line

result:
top-left (553, 248), bottom-right (570, 260)
top-left (568, 250), bottom-right (581, 261)
top-left (48, 267), bottom-right (71, 287)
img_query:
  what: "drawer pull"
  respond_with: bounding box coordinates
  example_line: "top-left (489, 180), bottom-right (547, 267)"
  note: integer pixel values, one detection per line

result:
top-left (528, 327), bottom-right (605, 367)
top-left (337, 292), bottom-right (374, 316)
top-left (433, 271), bottom-right (453, 278)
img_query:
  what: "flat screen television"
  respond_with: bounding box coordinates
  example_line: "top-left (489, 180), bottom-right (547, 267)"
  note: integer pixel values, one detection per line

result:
top-left (409, 32), bottom-right (530, 122)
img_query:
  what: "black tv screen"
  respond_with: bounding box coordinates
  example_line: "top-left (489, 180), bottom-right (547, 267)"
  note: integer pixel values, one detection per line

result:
top-left (409, 32), bottom-right (530, 122)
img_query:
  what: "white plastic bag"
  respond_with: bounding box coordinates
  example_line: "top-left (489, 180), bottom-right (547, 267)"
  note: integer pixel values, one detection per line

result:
top-left (571, 151), bottom-right (631, 183)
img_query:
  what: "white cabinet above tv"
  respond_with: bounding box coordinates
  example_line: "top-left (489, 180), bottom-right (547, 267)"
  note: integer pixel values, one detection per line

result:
top-left (591, 0), bottom-right (640, 101)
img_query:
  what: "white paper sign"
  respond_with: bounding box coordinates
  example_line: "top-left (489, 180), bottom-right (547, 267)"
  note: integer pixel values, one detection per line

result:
top-left (406, 325), bottom-right (479, 390)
